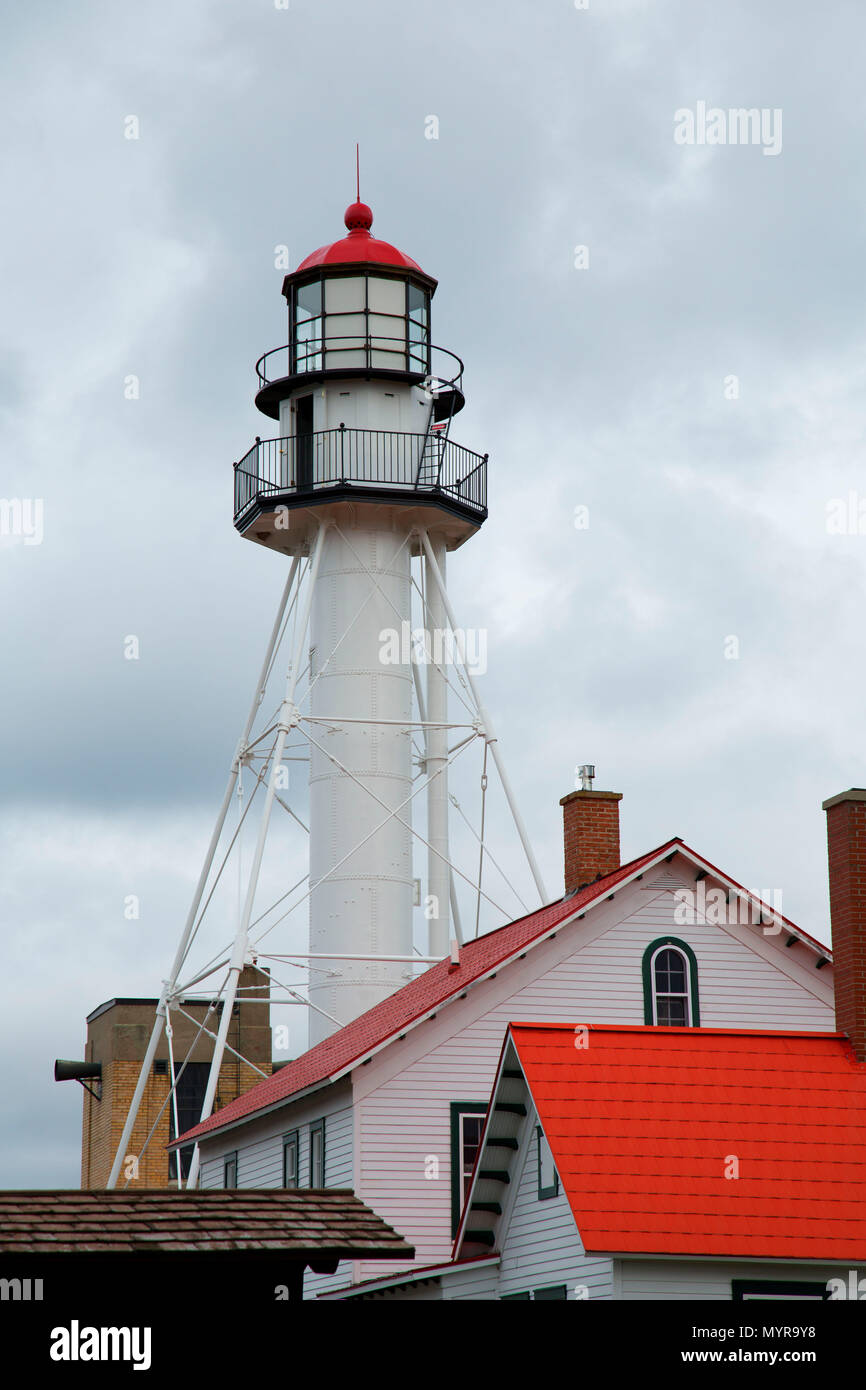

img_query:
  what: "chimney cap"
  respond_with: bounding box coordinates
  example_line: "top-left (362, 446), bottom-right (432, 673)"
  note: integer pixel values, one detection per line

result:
top-left (560, 789), bottom-right (623, 806)
top-left (821, 788), bottom-right (866, 811)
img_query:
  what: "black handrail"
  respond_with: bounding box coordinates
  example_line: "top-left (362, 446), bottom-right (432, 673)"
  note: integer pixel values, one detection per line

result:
top-left (233, 428), bottom-right (487, 525)
top-left (255, 336), bottom-right (465, 394)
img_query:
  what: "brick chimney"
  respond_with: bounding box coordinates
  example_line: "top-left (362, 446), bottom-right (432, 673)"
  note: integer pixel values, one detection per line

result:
top-left (822, 788), bottom-right (866, 1062)
top-left (560, 787), bottom-right (622, 894)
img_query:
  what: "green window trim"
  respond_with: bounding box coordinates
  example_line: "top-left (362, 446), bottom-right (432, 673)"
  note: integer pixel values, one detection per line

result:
top-left (309, 1119), bottom-right (325, 1188)
top-left (537, 1125), bottom-right (559, 1201)
top-left (642, 936), bottom-right (700, 1026)
top-left (449, 1101), bottom-right (487, 1237)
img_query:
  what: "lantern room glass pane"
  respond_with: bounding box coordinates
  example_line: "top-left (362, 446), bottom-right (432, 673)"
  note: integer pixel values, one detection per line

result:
top-left (324, 277), bottom-right (366, 368)
top-left (408, 283), bottom-right (429, 372)
top-left (368, 277), bottom-right (408, 367)
top-left (368, 276), bottom-right (406, 315)
top-left (293, 280), bottom-right (322, 372)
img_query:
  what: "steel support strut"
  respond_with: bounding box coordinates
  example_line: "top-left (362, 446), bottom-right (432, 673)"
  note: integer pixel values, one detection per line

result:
top-left (185, 528), bottom-right (327, 1189)
top-left (106, 558), bottom-right (301, 1188)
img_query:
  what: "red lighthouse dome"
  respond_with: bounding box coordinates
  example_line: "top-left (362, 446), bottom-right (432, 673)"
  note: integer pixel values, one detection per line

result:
top-left (293, 201), bottom-right (433, 279)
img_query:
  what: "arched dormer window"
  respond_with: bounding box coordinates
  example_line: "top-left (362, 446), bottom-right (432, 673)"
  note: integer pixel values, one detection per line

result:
top-left (642, 937), bottom-right (700, 1026)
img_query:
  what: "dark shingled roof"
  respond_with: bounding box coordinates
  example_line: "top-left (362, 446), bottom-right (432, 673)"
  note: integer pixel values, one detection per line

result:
top-left (0, 1190), bottom-right (414, 1259)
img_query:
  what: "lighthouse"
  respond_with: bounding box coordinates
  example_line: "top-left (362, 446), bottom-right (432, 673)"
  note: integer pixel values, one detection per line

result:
top-left (237, 196), bottom-right (487, 1042)
top-left (106, 191), bottom-right (547, 1189)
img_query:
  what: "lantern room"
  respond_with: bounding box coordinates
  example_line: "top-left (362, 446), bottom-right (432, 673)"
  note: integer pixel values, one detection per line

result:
top-left (235, 199), bottom-right (487, 551)
top-left (254, 200), bottom-right (456, 422)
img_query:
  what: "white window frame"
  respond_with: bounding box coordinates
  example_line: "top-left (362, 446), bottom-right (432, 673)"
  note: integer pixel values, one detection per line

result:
top-left (650, 943), bottom-right (693, 1026)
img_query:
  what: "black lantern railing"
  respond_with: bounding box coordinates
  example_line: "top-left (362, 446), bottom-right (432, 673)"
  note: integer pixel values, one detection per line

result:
top-left (233, 428), bottom-right (487, 526)
top-left (255, 337), bottom-right (465, 393)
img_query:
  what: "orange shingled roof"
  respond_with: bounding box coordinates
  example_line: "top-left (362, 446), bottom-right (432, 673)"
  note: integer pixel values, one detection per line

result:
top-left (507, 1023), bottom-right (866, 1261)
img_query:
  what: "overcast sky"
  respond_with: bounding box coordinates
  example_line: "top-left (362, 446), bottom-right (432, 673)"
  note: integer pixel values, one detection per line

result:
top-left (3, 0), bottom-right (865, 1186)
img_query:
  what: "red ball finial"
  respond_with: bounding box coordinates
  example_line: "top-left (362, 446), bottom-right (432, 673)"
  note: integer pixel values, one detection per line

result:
top-left (344, 201), bottom-right (373, 232)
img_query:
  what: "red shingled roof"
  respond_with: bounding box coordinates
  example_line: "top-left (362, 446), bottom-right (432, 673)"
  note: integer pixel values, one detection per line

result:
top-left (508, 1023), bottom-right (866, 1261)
top-left (174, 841), bottom-right (677, 1147)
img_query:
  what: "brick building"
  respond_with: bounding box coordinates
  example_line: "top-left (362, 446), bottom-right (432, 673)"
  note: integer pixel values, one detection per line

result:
top-left (80, 965), bottom-right (271, 1187)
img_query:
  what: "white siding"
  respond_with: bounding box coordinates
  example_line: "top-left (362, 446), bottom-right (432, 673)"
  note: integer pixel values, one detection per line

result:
top-left (199, 1079), bottom-right (353, 1191)
top-left (496, 1108), bottom-right (612, 1301)
top-left (352, 870), bottom-right (832, 1282)
top-left (442, 1264), bottom-right (500, 1300)
top-left (618, 1258), bottom-right (864, 1300)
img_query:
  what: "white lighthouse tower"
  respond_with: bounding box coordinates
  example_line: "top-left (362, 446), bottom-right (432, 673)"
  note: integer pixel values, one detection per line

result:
top-left (242, 195), bottom-right (485, 1041)
top-left (106, 192), bottom-right (547, 1189)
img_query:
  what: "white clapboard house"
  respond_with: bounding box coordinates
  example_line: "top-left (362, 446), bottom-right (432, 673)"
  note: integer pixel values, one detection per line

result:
top-left (324, 1021), bottom-right (865, 1301)
top-left (171, 783), bottom-right (856, 1299)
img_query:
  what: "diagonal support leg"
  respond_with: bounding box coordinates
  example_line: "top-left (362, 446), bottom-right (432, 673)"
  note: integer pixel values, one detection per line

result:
top-left (185, 528), bottom-right (328, 1189)
top-left (106, 557), bottom-right (301, 1188)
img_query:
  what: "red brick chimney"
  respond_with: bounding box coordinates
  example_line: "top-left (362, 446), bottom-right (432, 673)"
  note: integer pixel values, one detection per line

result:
top-left (822, 788), bottom-right (866, 1062)
top-left (560, 786), bottom-right (622, 894)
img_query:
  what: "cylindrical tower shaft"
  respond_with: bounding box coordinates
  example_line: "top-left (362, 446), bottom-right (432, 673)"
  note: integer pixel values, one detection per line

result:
top-left (307, 521), bottom-right (415, 1042)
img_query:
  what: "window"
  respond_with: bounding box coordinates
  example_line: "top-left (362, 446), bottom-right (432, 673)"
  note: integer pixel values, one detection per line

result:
top-left (282, 1131), bottom-right (299, 1189)
top-left (224, 1152), bottom-right (238, 1188)
top-left (292, 279), bottom-right (323, 372)
top-left (732, 1280), bottom-right (830, 1302)
top-left (290, 272), bottom-right (429, 377)
top-left (168, 1060), bottom-right (210, 1181)
top-left (642, 937), bottom-right (700, 1026)
top-left (309, 1120), bottom-right (325, 1188)
top-left (537, 1126), bottom-right (559, 1201)
top-left (501, 1292), bottom-right (531, 1300)
top-left (407, 283), bottom-right (430, 372)
top-left (449, 1102), bottom-right (487, 1236)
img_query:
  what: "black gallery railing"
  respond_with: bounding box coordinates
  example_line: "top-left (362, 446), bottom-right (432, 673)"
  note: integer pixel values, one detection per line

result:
top-left (233, 427), bottom-right (487, 523)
